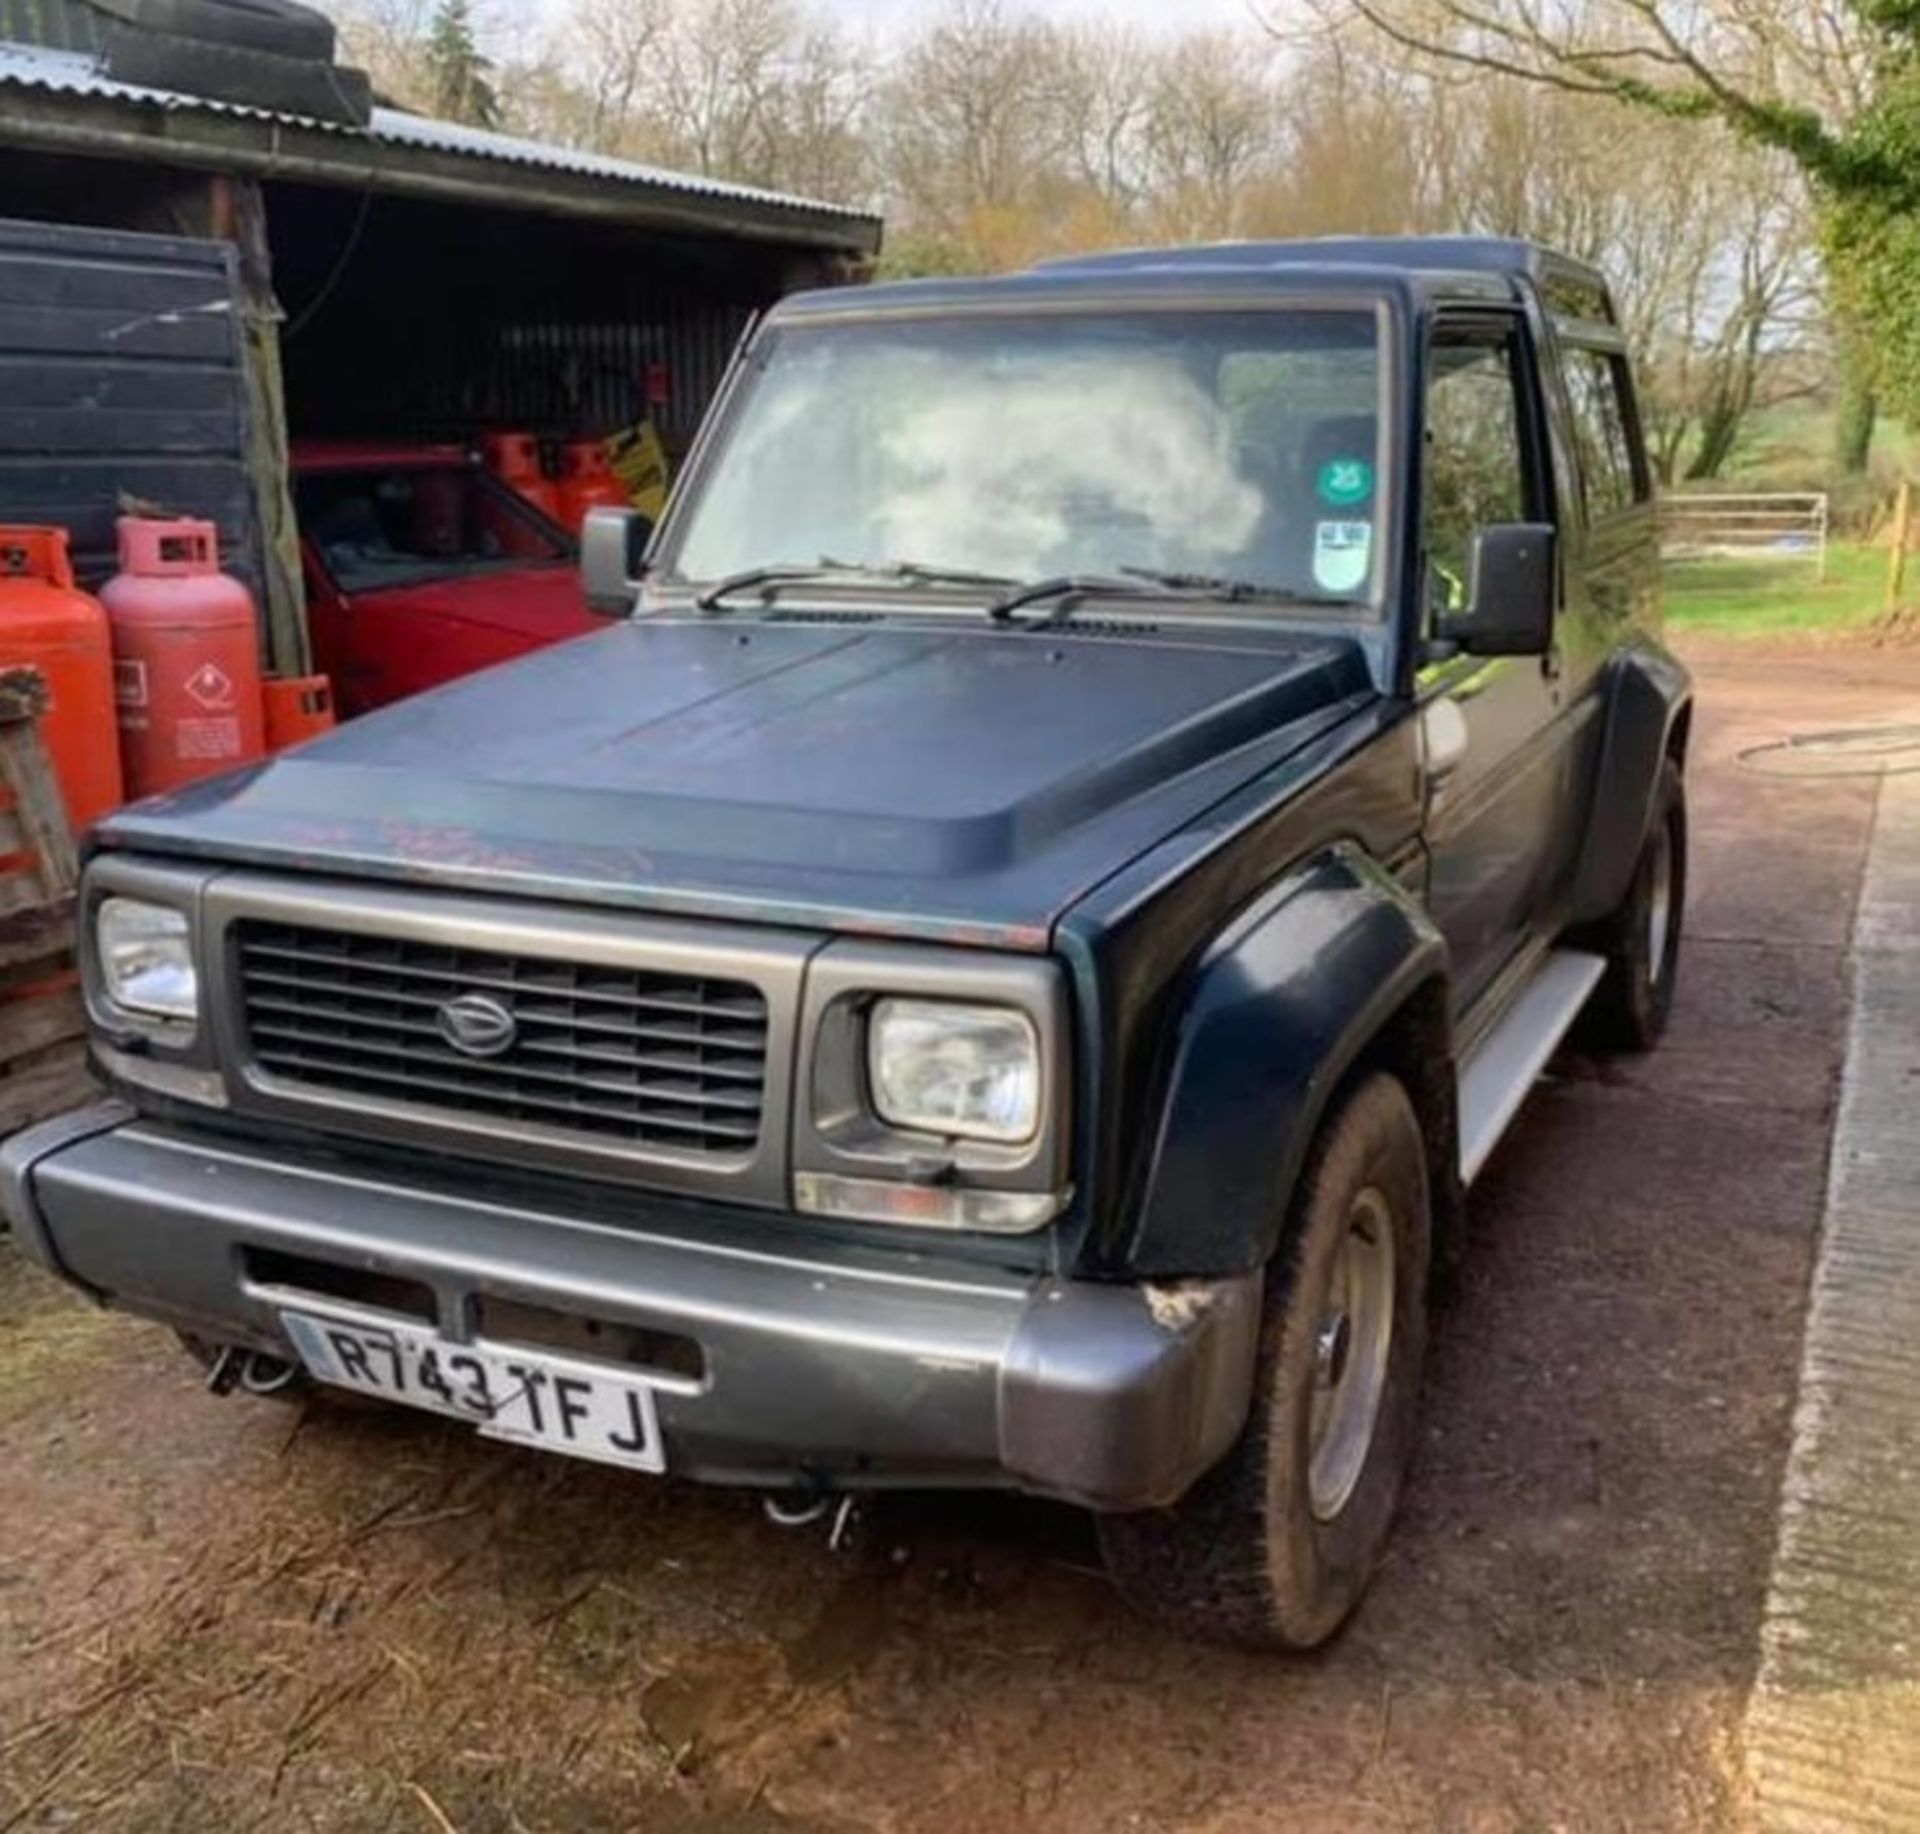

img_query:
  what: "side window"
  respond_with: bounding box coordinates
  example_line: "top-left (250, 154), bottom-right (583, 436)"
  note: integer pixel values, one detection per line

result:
top-left (1422, 325), bottom-right (1530, 615)
top-left (1564, 347), bottom-right (1645, 518)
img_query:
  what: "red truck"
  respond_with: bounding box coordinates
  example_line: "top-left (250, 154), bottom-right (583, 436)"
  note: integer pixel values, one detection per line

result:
top-left (293, 442), bottom-right (597, 719)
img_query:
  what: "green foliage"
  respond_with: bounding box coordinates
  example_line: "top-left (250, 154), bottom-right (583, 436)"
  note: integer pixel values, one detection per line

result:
top-left (1606, 2), bottom-right (1920, 433)
top-left (1719, 11), bottom-right (1920, 426)
top-left (870, 233), bottom-right (978, 282)
top-left (1821, 50), bottom-right (1920, 426)
top-left (423, 0), bottom-right (499, 129)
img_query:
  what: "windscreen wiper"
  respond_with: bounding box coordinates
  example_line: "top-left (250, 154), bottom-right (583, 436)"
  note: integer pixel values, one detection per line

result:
top-left (988, 574), bottom-right (1185, 621)
top-left (831, 559), bottom-right (1017, 589)
top-left (1120, 567), bottom-right (1360, 612)
top-left (695, 563), bottom-right (863, 610)
top-left (695, 558), bottom-right (1020, 610)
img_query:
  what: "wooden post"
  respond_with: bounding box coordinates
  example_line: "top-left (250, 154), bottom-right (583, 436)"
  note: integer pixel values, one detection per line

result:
top-left (170, 174), bottom-right (312, 677)
top-left (1888, 479), bottom-right (1914, 612)
top-left (0, 665), bottom-right (94, 1132)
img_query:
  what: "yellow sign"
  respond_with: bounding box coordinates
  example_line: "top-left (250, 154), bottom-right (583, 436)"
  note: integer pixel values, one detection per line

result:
top-left (606, 420), bottom-right (671, 522)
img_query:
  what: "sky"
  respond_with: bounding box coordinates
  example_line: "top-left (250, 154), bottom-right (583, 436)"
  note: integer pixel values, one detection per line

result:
top-left (521, 0), bottom-right (1265, 35)
top-left (824, 0), bottom-right (1259, 29)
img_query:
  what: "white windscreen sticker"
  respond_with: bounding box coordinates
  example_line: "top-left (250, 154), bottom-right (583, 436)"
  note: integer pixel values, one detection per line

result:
top-left (1313, 520), bottom-right (1373, 593)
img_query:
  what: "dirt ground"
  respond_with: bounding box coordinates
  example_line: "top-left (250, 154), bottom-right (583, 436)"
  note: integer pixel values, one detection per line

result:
top-left (7, 639), bottom-right (1920, 1834)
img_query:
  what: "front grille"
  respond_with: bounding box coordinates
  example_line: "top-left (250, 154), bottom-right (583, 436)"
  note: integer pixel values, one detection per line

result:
top-left (235, 920), bottom-right (770, 1158)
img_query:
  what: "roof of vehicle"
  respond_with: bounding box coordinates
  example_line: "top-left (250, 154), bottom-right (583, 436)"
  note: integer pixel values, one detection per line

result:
top-left (1032, 235), bottom-right (1608, 291)
top-left (772, 235), bottom-right (1617, 328)
top-left (291, 441), bottom-right (479, 474)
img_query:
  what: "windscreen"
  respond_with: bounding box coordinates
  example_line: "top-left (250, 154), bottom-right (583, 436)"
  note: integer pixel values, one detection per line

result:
top-left (297, 467), bottom-right (570, 593)
top-left (664, 307), bottom-right (1387, 610)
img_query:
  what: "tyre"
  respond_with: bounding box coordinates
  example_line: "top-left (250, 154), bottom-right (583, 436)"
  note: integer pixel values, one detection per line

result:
top-left (1098, 1072), bottom-right (1432, 1650)
top-left (92, 0), bottom-right (336, 59)
top-left (1579, 758), bottom-right (1686, 1053)
top-left (101, 31), bottom-right (373, 127)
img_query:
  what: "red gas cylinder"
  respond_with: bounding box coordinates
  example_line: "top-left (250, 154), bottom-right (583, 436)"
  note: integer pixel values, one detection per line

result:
top-left (480, 431), bottom-right (563, 559)
top-left (0, 527), bottom-right (123, 834)
top-left (556, 440), bottom-right (629, 532)
top-left (482, 431), bottom-right (562, 517)
top-left (101, 517), bottom-right (266, 798)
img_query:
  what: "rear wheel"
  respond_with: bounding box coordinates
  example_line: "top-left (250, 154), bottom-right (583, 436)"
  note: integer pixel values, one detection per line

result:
top-left (1098, 1072), bottom-right (1432, 1650)
top-left (1580, 758), bottom-right (1686, 1053)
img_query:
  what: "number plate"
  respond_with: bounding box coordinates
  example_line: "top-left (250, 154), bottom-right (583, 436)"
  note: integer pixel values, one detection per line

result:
top-left (281, 1309), bottom-right (666, 1474)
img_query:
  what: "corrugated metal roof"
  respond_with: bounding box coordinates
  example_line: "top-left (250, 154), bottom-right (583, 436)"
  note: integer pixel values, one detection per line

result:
top-left (365, 107), bottom-right (875, 224)
top-left (0, 40), bottom-right (293, 119)
top-left (0, 40), bottom-right (880, 229)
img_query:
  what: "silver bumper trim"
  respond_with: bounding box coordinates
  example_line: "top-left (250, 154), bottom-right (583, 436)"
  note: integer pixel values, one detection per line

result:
top-left (3, 1112), bottom-right (1259, 1510)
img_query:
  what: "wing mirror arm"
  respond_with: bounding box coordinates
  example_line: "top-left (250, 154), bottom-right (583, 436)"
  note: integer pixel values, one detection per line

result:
top-left (1434, 522), bottom-right (1556, 659)
top-left (581, 507), bottom-right (654, 617)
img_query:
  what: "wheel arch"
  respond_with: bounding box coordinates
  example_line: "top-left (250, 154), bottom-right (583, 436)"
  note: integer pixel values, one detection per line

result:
top-left (1119, 844), bottom-right (1458, 1280)
top-left (1571, 643), bottom-right (1694, 927)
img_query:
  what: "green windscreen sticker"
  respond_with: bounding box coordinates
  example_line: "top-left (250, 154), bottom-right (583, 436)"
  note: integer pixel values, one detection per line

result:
top-left (1317, 458), bottom-right (1374, 507)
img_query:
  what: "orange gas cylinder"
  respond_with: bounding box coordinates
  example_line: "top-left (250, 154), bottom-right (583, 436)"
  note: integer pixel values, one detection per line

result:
top-left (101, 517), bottom-right (265, 798)
top-left (0, 527), bottom-right (124, 834)
top-left (556, 440), bottom-right (629, 532)
top-left (262, 674), bottom-right (335, 750)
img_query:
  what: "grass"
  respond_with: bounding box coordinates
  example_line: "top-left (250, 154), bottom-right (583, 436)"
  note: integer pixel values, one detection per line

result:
top-left (1662, 541), bottom-right (1891, 639)
top-left (0, 1243), bottom-right (140, 1424)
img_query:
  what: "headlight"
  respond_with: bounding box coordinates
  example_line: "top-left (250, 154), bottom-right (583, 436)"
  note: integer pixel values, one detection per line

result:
top-left (96, 897), bottom-right (197, 1022)
top-left (867, 999), bottom-right (1040, 1143)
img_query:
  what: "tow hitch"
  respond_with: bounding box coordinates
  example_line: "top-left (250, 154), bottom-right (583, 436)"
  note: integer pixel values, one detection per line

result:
top-left (763, 1492), bottom-right (863, 1553)
top-left (203, 1344), bottom-right (302, 1398)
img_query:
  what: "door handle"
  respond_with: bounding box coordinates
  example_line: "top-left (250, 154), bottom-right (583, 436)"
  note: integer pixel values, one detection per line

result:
top-left (1423, 698), bottom-right (1469, 785)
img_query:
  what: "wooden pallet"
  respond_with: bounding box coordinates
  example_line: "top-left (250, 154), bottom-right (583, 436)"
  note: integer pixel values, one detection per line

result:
top-left (0, 666), bottom-right (96, 1137)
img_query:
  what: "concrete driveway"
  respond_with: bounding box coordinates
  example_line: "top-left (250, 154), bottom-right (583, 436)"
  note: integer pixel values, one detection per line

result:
top-left (6, 639), bottom-right (1920, 1834)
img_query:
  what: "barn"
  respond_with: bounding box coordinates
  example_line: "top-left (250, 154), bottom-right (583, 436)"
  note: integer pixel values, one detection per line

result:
top-left (0, 0), bottom-right (882, 673)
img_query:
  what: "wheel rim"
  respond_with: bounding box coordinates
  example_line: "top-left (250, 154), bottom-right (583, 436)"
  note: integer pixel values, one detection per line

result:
top-left (1307, 1186), bottom-right (1397, 1522)
top-left (1645, 818), bottom-right (1675, 985)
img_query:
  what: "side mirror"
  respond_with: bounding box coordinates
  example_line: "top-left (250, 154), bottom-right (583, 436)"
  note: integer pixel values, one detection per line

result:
top-left (581, 506), bottom-right (653, 617)
top-left (1440, 523), bottom-right (1555, 657)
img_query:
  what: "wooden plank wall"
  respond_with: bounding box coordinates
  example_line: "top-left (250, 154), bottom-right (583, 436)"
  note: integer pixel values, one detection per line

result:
top-left (0, 213), bottom-right (263, 606)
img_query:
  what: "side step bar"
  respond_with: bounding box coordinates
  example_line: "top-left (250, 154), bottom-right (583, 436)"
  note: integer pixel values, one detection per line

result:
top-left (1456, 949), bottom-right (1607, 1185)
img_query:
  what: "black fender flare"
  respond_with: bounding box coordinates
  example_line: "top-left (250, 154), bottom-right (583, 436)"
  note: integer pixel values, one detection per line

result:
top-left (1121, 844), bottom-right (1449, 1278)
top-left (1570, 643), bottom-right (1693, 927)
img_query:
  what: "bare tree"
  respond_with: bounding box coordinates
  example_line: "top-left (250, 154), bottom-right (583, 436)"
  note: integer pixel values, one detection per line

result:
top-left (1315, 0), bottom-right (1876, 183)
top-left (1301, 0), bottom-right (1892, 459)
top-left (1142, 30), bottom-right (1283, 240)
top-left (328, 0), bottom-right (438, 106)
top-left (881, 0), bottom-right (1066, 247)
top-left (757, 20), bottom-right (876, 203)
top-left (555, 0), bottom-right (674, 154)
top-left (1051, 21), bottom-right (1155, 210)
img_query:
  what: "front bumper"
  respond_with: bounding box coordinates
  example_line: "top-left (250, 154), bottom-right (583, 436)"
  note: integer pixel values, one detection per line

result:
top-left (2, 1105), bottom-right (1259, 1511)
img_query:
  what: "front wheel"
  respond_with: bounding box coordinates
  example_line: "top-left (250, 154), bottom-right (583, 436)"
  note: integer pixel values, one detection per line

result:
top-left (1098, 1071), bottom-right (1432, 1650)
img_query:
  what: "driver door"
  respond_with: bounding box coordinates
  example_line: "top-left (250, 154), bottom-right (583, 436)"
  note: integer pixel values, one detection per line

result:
top-left (1416, 312), bottom-right (1568, 1019)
